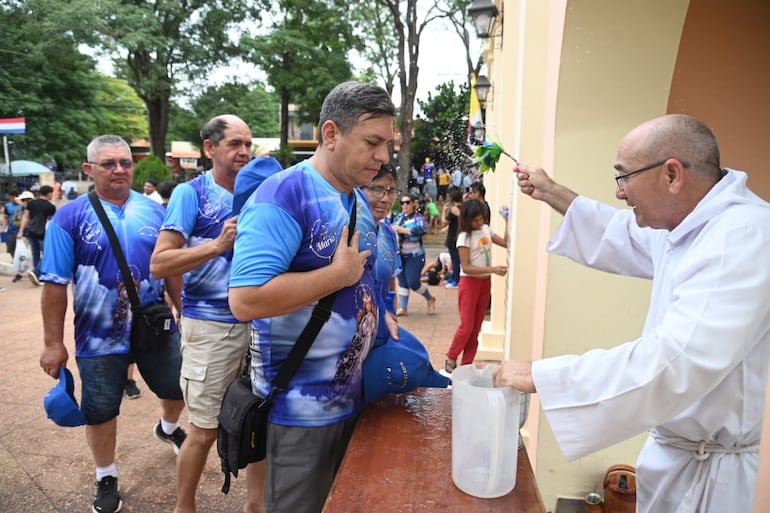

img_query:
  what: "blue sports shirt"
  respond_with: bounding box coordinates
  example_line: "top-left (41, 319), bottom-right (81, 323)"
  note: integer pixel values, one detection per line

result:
top-left (40, 192), bottom-right (171, 357)
top-left (230, 160), bottom-right (379, 427)
top-left (373, 221), bottom-right (401, 346)
top-left (162, 172), bottom-right (239, 322)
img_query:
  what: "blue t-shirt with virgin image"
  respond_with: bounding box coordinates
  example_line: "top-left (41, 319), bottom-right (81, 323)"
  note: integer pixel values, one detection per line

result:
top-left (40, 192), bottom-right (172, 357)
top-left (230, 160), bottom-right (379, 428)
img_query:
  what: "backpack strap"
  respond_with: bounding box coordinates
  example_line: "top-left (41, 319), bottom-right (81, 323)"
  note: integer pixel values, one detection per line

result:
top-left (219, 195), bottom-right (359, 494)
top-left (88, 192), bottom-right (142, 314)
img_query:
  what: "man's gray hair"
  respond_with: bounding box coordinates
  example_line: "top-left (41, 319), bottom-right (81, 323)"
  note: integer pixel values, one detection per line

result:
top-left (318, 81), bottom-right (396, 142)
top-left (200, 115), bottom-right (235, 145)
top-left (87, 135), bottom-right (131, 162)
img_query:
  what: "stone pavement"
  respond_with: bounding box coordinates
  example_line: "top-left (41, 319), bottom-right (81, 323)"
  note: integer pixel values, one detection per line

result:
top-left (0, 244), bottom-right (462, 513)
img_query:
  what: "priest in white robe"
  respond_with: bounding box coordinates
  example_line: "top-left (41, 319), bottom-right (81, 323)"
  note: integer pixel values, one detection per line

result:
top-left (496, 114), bottom-right (770, 513)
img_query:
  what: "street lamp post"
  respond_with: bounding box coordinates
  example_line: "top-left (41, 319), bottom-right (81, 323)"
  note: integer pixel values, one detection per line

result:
top-left (468, 0), bottom-right (500, 39)
top-left (472, 75), bottom-right (492, 144)
top-left (475, 75), bottom-right (492, 118)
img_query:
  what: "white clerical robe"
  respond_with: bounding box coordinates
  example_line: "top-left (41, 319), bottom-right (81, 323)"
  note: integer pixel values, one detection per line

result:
top-left (533, 169), bottom-right (770, 513)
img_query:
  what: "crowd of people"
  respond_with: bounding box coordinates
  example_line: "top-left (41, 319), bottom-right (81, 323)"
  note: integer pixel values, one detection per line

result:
top-left (1, 79), bottom-right (766, 513)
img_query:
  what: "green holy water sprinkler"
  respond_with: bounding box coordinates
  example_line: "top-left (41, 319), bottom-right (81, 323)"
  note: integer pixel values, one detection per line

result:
top-left (473, 141), bottom-right (519, 173)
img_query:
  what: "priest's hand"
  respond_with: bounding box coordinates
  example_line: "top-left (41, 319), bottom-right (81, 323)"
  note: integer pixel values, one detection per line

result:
top-left (493, 360), bottom-right (537, 393)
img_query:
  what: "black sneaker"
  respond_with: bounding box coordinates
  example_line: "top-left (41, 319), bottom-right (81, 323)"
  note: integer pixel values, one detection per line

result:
top-left (153, 422), bottom-right (186, 455)
top-left (12, 274), bottom-right (22, 283)
top-left (124, 379), bottom-right (141, 399)
top-left (92, 475), bottom-right (122, 513)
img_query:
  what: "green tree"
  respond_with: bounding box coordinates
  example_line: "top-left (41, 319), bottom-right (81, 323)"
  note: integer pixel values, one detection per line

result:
top-left (0, 1), bottom-right (100, 169)
top-left (438, 0), bottom-right (476, 88)
top-left (52, 0), bottom-right (253, 157)
top-left (352, 0), bottom-right (450, 194)
top-left (352, 3), bottom-right (400, 96)
top-left (132, 154), bottom-right (170, 190)
top-left (190, 82), bottom-right (280, 138)
top-left (350, 0), bottom-right (474, 193)
top-left (414, 81), bottom-right (472, 173)
top-left (242, 0), bottom-right (360, 150)
top-left (167, 104), bottom-right (202, 150)
top-left (94, 77), bottom-right (148, 141)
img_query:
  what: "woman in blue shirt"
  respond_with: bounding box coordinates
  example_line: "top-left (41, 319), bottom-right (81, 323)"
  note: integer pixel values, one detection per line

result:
top-left (392, 193), bottom-right (436, 316)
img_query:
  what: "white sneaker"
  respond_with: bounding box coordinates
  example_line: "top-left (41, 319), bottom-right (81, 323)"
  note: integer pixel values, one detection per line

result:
top-left (28, 271), bottom-right (40, 286)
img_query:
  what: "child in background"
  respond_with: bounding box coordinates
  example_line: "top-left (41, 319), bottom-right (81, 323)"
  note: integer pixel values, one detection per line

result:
top-left (425, 198), bottom-right (441, 234)
top-left (444, 199), bottom-right (508, 373)
top-left (421, 252), bottom-right (452, 285)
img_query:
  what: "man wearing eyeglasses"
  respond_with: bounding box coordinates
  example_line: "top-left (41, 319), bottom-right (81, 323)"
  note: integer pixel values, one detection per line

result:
top-left (494, 114), bottom-right (770, 513)
top-left (150, 114), bottom-right (264, 513)
top-left (38, 135), bottom-right (187, 513)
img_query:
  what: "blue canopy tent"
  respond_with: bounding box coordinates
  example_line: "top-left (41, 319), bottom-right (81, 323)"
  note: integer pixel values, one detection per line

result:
top-left (0, 160), bottom-right (53, 176)
top-left (0, 160), bottom-right (56, 200)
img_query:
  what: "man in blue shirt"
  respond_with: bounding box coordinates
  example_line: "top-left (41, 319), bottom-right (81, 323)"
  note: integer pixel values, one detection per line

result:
top-left (3, 192), bottom-right (25, 281)
top-left (150, 115), bottom-right (264, 513)
top-left (229, 81), bottom-right (396, 513)
top-left (39, 135), bottom-right (186, 513)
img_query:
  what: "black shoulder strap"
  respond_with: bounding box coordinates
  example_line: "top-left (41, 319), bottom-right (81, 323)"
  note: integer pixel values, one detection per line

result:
top-left (267, 195), bottom-right (357, 398)
top-left (88, 192), bottom-right (142, 312)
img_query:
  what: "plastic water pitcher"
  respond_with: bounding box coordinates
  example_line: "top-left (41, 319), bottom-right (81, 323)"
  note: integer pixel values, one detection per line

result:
top-left (451, 364), bottom-right (520, 498)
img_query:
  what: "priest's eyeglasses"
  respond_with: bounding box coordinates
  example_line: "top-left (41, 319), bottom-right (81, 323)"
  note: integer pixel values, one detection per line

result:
top-left (614, 158), bottom-right (690, 189)
top-left (614, 160), bottom-right (668, 189)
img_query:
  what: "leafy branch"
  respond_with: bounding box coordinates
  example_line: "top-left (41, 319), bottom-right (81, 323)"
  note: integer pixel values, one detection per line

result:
top-left (473, 141), bottom-right (519, 173)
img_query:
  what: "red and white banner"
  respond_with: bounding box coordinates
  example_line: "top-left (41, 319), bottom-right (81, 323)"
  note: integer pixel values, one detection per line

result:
top-left (0, 118), bottom-right (26, 134)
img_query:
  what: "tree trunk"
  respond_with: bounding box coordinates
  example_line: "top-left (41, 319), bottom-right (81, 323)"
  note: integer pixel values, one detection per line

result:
top-left (145, 94), bottom-right (169, 159)
top-left (280, 86), bottom-right (290, 149)
top-left (395, 0), bottom-right (421, 197)
top-left (127, 49), bottom-right (170, 159)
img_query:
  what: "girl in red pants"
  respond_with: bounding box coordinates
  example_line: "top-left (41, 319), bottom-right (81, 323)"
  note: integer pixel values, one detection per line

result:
top-left (445, 199), bottom-right (508, 373)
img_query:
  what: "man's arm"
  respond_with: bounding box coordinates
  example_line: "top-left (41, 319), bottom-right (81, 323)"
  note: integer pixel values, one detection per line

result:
top-left (457, 245), bottom-right (507, 277)
top-left (163, 274), bottom-right (183, 313)
top-left (229, 226), bottom-right (371, 320)
top-left (40, 282), bottom-right (69, 378)
top-left (17, 209), bottom-right (29, 238)
top-left (150, 217), bottom-right (238, 278)
top-left (515, 164), bottom-right (578, 215)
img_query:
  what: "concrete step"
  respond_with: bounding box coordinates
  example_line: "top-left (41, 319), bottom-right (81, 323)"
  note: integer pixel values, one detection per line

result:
top-left (422, 233), bottom-right (447, 248)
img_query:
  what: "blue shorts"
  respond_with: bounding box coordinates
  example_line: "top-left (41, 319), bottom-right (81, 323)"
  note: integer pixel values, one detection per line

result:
top-left (76, 333), bottom-right (183, 425)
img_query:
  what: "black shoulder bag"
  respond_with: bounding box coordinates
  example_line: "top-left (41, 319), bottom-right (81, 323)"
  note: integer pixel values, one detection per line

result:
top-left (218, 197), bottom-right (357, 493)
top-left (88, 192), bottom-right (174, 352)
